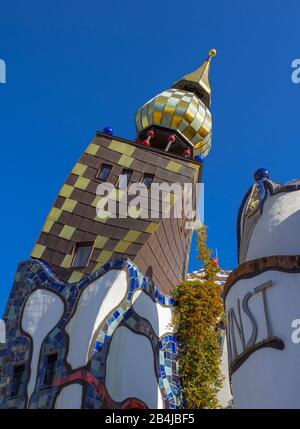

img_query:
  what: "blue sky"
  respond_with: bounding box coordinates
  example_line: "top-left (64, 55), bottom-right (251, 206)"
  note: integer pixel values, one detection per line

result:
top-left (0, 0), bottom-right (300, 315)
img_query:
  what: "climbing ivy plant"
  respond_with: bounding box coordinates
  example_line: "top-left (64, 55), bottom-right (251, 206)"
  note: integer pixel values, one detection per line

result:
top-left (173, 225), bottom-right (224, 409)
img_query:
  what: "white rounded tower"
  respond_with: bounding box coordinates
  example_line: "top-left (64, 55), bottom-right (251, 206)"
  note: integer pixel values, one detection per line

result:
top-left (225, 169), bottom-right (300, 408)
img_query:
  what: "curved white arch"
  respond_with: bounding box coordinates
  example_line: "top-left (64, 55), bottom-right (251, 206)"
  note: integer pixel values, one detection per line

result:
top-left (65, 269), bottom-right (128, 369)
top-left (132, 290), bottom-right (174, 337)
top-left (106, 326), bottom-right (163, 409)
top-left (21, 289), bottom-right (64, 406)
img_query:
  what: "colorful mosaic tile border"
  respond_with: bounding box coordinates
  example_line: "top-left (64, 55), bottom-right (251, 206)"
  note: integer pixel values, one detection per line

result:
top-left (0, 258), bottom-right (180, 409)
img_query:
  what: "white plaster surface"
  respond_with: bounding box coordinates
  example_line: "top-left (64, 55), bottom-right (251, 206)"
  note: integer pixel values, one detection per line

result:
top-left (225, 271), bottom-right (300, 408)
top-left (54, 383), bottom-right (83, 409)
top-left (106, 326), bottom-right (163, 409)
top-left (21, 289), bottom-right (64, 406)
top-left (246, 190), bottom-right (300, 261)
top-left (65, 269), bottom-right (127, 369)
top-left (132, 290), bottom-right (174, 337)
top-left (217, 335), bottom-right (232, 408)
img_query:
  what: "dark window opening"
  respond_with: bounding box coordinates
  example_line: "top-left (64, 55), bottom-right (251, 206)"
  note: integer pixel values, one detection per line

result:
top-left (72, 242), bottom-right (94, 268)
top-left (11, 364), bottom-right (26, 398)
top-left (142, 174), bottom-right (155, 189)
top-left (97, 164), bottom-right (112, 182)
top-left (118, 169), bottom-right (133, 188)
top-left (43, 353), bottom-right (58, 387)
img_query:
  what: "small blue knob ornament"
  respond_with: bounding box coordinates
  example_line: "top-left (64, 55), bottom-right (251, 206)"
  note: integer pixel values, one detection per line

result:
top-left (194, 155), bottom-right (204, 163)
top-left (254, 168), bottom-right (270, 182)
top-left (103, 126), bottom-right (114, 136)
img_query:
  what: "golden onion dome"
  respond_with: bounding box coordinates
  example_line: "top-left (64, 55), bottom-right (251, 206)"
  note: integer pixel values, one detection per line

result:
top-left (135, 49), bottom-right (216, 158)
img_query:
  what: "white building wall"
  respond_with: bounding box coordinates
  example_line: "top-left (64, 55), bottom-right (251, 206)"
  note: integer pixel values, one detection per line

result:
top-left (54, 384), bottom-right (83, 409)
top-left (217, 335), bottom-right (232, 408)
top-left (65, 269), bottom-right (127, 369)
top-left (106, 326), bottom-right (163, 409)
top-left (246, 190), bottom-right (300, 261)
top-left (226, 271), bottom-right (300, 408)
top-left (21, 289), bottom-right (64, 406)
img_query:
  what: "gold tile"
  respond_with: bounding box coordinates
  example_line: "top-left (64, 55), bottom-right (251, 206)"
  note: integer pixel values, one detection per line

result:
top-left (114, 240), bottom-right (130, 253)
top-left (182, 125), bottom-right (197, 140)
top-left (199, 124), bottom-right (210, 138)
top-left (141, 105), bottom-right (149, 128)
top-left (184, 109), bottom-right (195, 124)
top-left (61, 254), bottom-right (72, 268)
top-left (42, 219), bottom-right (54, 233)
top-left (199, 113), bottom-right (211, 137)
top-left (177, 118), bottom-right (190, 132)
top-left (85, 143), bottom-right (99, 156)
top-left (188, 162), bottom-right (200, 170)
top-left (164, 103), bottom-right (176, 117)
top-left (171, 114), bottom-right (182, 128)
top-left (48, 207), bottom-right (62, 222)
top-left (145, 222), bottom-right (159, 234)
top-left (68, 271), bottom-right (84, 283)
top-left (123, 230), bottom-right (141, 242)
top-left (190, 115), bottom-right (203, 132)
top-left (61, 199), bottom-right (78, 213)
top-left (97, 249), bottom-right (113, 263)
top-left (153, 110), bottom-right (163, 123)
top-left (59, 184), bottom-right (74, 198)
top-left (72, 163), bottom-right (87, 176)
top-left (182, 95), bottom-right (192, 103)
top-left (94, 235), bottom-right (109, 249)
top-left (74, 176), bottom-right (90, 190)
top-left (59, 225), bottom-right (76, 240)
top-left (118, 154), bottom-right (133, 168)
top-left (141, 115), bottom-right (149, 129)
top-left (135, 110), bottom-right (142, 131)
top-left (164, 89), bottom-right (176, 97)
top-left (166, 160), bottom-right (182, 173)
top-left (109, 140), bottom-right (135, 156)
top-left (92, 262), bottom-right (103, 272)
top-left (31, 244), bottom-right (46, 259)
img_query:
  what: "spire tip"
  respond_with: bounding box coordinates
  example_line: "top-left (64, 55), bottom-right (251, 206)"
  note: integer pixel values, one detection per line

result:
top-left (209, 48), bottom-right (217, 58)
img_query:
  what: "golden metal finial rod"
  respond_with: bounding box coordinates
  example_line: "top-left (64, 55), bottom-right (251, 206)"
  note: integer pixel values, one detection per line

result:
top-left (209, 48), bottom-right (217, 58)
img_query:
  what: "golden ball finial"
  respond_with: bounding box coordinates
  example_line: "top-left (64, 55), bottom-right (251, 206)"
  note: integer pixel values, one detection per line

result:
top-left (209, 48), bottom-right (217, 58)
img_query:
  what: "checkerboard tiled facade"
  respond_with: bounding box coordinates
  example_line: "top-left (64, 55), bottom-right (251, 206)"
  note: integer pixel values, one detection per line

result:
top-left (31, 132), bottom-right (201, 294)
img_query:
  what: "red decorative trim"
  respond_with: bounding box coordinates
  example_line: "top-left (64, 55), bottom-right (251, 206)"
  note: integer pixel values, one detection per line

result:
top-left (121, 399), bottom-right (147, 409)
top-left (54, 370), bottom-right (147, 409)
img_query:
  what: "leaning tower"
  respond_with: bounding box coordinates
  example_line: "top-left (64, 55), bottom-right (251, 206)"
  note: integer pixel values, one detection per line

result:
top-left (0, 50), bottom-right (216, 409)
